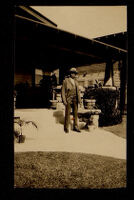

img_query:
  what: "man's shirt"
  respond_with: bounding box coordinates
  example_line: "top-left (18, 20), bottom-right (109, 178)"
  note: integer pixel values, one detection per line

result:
top-left (69, 77), bottom-right (76, 87)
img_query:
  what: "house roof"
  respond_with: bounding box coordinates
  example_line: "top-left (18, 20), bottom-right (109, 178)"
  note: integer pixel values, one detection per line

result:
top-left (15, 6), bottom-right (127, 72)
top-left (95, 32), bottom-right (127, 50)
top-left (15, 6), bottom-right (57, 27)
top-left (15, 6), bottom-right (127, 54)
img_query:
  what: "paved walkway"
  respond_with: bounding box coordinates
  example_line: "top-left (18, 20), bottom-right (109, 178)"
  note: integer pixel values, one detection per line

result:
top-left (14, 109), bottom-right (126, 160)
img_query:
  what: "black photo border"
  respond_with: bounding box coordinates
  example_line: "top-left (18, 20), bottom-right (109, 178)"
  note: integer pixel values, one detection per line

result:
top-left (0, 0), bottom-right (133, 199)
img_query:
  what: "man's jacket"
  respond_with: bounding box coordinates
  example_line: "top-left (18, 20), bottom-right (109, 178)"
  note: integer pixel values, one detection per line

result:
top-left (61, 77), bottom-right (81, 105)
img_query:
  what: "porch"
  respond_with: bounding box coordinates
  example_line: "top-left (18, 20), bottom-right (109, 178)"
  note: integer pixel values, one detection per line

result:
top-left (14, 108), bottom-right (126, 160)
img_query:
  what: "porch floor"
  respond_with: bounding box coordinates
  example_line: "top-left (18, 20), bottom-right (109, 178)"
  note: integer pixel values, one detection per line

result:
top-left (14, 108), bottom-right (126, 160)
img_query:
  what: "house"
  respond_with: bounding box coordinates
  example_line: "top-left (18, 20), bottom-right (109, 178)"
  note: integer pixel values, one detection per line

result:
top-left (14, 5), bottom-right (57, 87)
top-left (14, 6), bottom-right (127, 113)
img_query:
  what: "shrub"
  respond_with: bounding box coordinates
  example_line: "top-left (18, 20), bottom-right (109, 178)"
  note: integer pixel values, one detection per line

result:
top-left (83, 87), bottom-right (122, 126)
top-left (14, 119), bottom-right (38, 143)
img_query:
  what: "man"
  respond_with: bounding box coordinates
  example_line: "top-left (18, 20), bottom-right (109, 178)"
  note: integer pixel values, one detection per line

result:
top-left (61, 68), bottom-right (82, 133)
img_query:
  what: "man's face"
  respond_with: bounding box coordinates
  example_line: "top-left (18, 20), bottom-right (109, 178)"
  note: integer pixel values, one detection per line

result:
top-left (70, 72), bottom-right (76, 79)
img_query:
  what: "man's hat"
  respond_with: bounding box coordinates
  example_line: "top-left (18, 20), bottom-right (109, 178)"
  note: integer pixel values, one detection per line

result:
top-left (69, 67), bottom-right (78, 74)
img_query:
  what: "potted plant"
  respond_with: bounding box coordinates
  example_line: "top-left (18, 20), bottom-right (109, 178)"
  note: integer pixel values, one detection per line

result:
top-left (14, 117), bottom-right (38, 143)
top-left (84, 99), bottom-right (96, 109)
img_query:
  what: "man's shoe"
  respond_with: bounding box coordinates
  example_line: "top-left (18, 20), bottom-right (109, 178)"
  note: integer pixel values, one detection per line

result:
top-left (64, 129), bottom-right (69, 133)
top-left (73, 127), bottom-right (81, 132)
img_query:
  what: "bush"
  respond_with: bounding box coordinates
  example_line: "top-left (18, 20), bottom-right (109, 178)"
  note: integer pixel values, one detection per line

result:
top-left (83, 87), bottom-right (122, 126)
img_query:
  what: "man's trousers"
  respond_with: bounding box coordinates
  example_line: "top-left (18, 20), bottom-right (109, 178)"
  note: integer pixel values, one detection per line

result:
top-left (64, 99), bottom-right (78, 130)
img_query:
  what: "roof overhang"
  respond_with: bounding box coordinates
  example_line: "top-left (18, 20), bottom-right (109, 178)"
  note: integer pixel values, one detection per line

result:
top-left (15, 14), bottom-right (127, 70)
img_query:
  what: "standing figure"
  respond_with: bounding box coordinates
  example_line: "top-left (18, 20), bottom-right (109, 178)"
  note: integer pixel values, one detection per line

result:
top-left (51, 72), bottom-right (57, 87)
top-left (61, 68), bottom-right (82, 133)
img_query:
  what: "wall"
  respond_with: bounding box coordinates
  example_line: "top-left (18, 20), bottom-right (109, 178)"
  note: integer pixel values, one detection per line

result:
top-left (14, 72), bottom-right (32, 86)
top-left (35, 69), bottom-right (43, 86)
top-left (14, 62), bottom-right (121, 88)
top-left (113, 61), bottom-right (120, 88)
top-left (77, 63), bottom-right (106, 87)
top-left (77, 61), bottom-right (121, 88)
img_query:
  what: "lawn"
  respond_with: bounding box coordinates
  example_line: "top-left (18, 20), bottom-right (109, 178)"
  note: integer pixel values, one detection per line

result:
top-left (101, 115), bottom-right (126, 139)
top-left (14, 151), bottom-right (126, 189)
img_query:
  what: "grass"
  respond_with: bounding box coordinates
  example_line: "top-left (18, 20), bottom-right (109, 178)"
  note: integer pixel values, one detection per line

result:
top-left (101, 115), bottom-right (126, 139)
top-left (14, 151), bottom-right (126, 189)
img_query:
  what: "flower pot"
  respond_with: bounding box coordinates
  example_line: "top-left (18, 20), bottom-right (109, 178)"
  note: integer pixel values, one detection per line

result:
top-left (84, 99), bottom-right (96, 109)
top-left (56, 94), bottom-right (62, 102)
top-left (18, 135), bottom-right (26, 143)
top-left (50, 100), bottom-right (58, 109)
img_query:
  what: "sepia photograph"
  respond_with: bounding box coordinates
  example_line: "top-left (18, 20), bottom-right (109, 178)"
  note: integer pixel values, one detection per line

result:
top-left (14, 5), bottom-right (127, 189)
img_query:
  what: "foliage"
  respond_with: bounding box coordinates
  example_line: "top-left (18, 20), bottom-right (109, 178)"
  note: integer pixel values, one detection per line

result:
top-left (15, 82), bottom-right (30, 94)
top-left (14, 119), bottom-right (38, 143)
top-left (83, 87), bottom-right (122, 126)
top-left (15, 119), bottom-right (38, 129)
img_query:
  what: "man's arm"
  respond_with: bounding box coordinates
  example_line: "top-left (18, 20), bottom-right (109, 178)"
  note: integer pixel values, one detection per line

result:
top-left (76, 81), bottom-right (82, 105)
top-left (61, 80), bottom-right (67, 105)
top-left (78, 86), bottom-right (82, 106)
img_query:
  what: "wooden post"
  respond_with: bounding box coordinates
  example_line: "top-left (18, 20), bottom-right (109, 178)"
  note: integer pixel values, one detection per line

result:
top-left (111, 60), bottom-right (114, 86)
top-left (32, 67), bottom-right (35, 88)
top-left (120, 56), bottom-right (127, 115)
top-left (104, 59), bottom-right (114, 86)
top-left (59, 66), bottom-right (64, 85)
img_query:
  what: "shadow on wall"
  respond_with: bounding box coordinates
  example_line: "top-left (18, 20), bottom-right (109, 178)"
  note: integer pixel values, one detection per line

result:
top-left (53, 111), bottom-right (65, 125)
